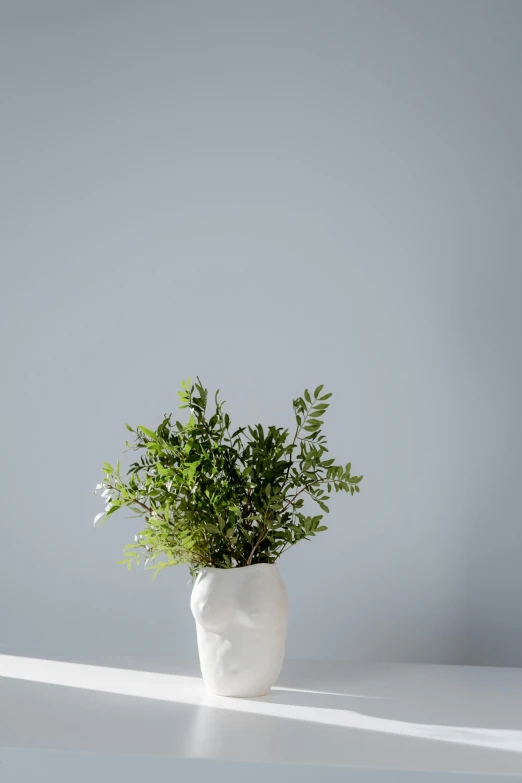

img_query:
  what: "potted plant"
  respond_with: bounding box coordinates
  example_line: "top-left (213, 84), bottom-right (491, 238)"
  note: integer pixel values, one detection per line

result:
top-left (94, 379), bottom-right (362, 697)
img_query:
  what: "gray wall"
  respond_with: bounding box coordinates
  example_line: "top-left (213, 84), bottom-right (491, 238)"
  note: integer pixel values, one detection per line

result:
top-left (1, 0), bottom-right (521, 666)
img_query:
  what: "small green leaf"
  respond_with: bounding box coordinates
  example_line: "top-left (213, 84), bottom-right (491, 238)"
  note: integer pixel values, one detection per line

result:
top-left (138, 425), bottom-right (157, 439)
top-left (304, 389), bottom-right (311, 404)
top-left (314, 384), bottom-right (324, 398)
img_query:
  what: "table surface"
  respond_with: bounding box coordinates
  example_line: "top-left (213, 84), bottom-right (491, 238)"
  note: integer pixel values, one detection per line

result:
top-left (1, 653), bottom-right (522, 780)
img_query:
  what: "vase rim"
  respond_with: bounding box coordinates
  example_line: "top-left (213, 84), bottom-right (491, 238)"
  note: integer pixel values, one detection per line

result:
top-left (199, 562), bottom-right (278, 572)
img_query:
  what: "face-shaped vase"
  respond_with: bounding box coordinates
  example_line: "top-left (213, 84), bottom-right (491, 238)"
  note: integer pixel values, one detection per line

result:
top-left (191, 563), bottom-right (289, 697)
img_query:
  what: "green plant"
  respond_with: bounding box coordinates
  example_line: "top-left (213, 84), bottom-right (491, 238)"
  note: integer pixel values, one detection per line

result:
top-left (94, 379), bottom-right (362, 578)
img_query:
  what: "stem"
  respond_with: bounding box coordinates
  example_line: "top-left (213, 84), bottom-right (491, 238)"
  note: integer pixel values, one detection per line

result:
top-left (280, 477), bottom-right (328, 513)
top-left (281, 402), bottom-right (315, 494)
top-left (246, 501), bottom-right (272, 566)
top-left (246, 526), bottom-right (268, 566)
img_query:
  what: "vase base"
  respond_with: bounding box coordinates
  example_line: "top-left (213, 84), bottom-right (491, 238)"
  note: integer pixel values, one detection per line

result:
top-left (207, 688), bottom-right (271, 698)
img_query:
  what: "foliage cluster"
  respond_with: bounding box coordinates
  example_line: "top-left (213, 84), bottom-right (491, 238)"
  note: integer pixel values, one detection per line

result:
top-left (94, 379), bottom-right (362, 577)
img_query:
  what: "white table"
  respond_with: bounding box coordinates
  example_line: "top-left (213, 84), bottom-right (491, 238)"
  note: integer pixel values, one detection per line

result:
top-left (1, 653), bottom-right (521, 781)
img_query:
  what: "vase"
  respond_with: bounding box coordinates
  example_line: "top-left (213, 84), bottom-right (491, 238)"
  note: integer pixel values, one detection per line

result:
top-left (190, 563), bottom-right (289, 697)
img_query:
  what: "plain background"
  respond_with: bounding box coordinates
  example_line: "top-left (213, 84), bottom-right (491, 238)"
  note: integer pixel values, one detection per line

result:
top-left (1, 0), bottom-right (521, 666)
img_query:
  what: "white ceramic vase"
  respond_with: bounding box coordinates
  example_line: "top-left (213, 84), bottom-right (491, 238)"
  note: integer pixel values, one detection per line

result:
top-left (191, 563), bottom-right (289, 697)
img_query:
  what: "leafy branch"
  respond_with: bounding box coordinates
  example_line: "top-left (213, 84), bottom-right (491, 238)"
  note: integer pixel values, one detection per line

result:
top-left (94, 378), bottom-right (362, 577)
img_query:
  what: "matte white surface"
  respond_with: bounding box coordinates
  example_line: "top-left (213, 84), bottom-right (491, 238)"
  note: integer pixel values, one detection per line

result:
top-left (191, 564), bottom-right (288, 696)
top-left (0, 749), bottom-right (511, 783)
top-left (1, 654), bottom-right (522, 777)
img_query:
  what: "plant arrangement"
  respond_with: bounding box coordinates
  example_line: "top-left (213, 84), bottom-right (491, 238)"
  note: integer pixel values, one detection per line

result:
top-left (94, 379), bottom-right (362, 578)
